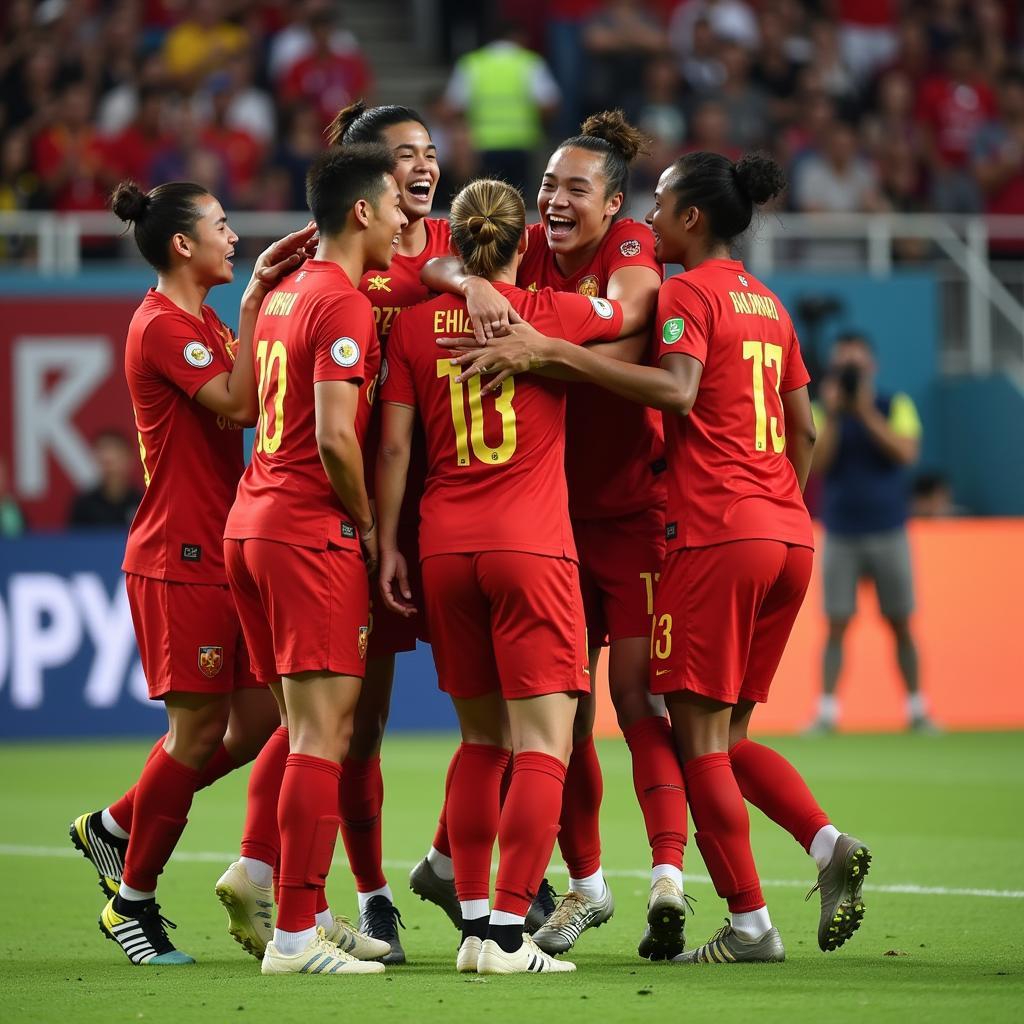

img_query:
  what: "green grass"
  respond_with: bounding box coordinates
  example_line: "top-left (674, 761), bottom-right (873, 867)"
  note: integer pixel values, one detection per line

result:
top-left (2, 733), bottom-right (1022, 1023)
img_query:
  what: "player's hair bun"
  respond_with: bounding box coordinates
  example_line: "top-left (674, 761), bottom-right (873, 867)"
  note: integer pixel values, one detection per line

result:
top-left (734, 153), bottom-right (787, 207)
top-left (326, 99), bottom-right (368, 146)
top-left (110, 181), bottom-right (150, 223)
top-left (465, 214), bottom-right (500, 245)
top-left (579, 109), bottom-right (648, 163)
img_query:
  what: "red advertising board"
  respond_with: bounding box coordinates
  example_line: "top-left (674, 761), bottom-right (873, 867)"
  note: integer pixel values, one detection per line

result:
top-left (0, 298), bottom-right (143, 529)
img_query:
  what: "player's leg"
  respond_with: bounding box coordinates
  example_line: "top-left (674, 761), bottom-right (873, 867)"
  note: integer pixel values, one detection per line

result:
top-left (811, 532), bottom-right (858, 731)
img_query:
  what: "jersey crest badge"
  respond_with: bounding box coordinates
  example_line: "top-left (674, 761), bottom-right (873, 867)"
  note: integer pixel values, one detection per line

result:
top-left (619, 239), bottom-right (641, 258)
top-left (577, 275), bottom-right (600, 298)
top-left (526, 282), bottom-right (538, 293)
top-left (358, 625), bottom-right (369, 660)
top-left (589, 296), bottom-right (614, 319)
top-left (198, 646), bottom-right (223, 678)
top-left (331, 337), bottom-right (361, 367)
top-left (183, 342), bottom-right (213, 368)
top-left (738, 274), bottom-right (749, 287)
top-left (662, 318), bottom-right (685, 344)
top-left (296, 271), bottom-right (307, 283)
top-left (366, 275), bottom-right (392, 292)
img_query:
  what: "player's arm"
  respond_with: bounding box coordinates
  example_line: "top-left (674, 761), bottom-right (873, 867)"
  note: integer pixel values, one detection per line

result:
top-left (315, 379), bottom-right (377, 570)
top-left (376, 401), bottom-right (417, 616)
top-left (606, 264), bottom-right (661, 338)
top-left (782, 385), bottom-right (816, 492)
top-left (421, 257), bottom-right (512, 343)
top-left (857, 391), bottom-right (920, 465)
top-left (810, 381), bottom-right (841, 474)
top-left (194, 222), bottom-right (318, 425)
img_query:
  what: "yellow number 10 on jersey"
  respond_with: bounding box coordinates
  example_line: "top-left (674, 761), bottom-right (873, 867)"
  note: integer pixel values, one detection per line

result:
top-left (255, 339), bottom-right (287, 454)
top-left (436, 359), bottom-right (517, 466)
top-left (743, 340), bottom-right (785, 453)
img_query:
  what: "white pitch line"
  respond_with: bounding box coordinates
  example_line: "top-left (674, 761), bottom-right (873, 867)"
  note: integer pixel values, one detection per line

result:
top-left (3, 843), bottom-right (1022, 900)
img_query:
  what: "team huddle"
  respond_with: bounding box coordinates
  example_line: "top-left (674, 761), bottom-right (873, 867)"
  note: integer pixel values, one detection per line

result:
top-left (68, 101), bottom-right (871, 977)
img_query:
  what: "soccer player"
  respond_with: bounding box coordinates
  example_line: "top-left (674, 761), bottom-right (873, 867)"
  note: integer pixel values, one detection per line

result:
top-left (423, 111), bottom-right (687, 960)
top-left (74, 179), bottom-right (315, 966)
top-left (222, 143), bottom-right (405, 977)
top-left (451, 151), bottom-right (872, 965)
top-left (376, 178), bottom-right (624, 975)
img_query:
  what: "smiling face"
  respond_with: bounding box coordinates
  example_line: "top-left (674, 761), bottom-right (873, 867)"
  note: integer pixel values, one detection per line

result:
top-left (183, 195), bottom-right (238, 285)
top-left (646, 166), bottom-right (692, 266)
top-left (380, 121), bottom-right (439, 224)
top-left (364, 173), bottom-right (409, 271)
top-left (537, 146), bottom-right (622, 258)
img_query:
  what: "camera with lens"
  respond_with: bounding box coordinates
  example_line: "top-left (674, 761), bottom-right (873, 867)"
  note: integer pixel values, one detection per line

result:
top-left (837, 363), bottom-right (861, 399)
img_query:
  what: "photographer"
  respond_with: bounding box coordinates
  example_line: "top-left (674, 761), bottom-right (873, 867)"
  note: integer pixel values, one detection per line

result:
top-left (808, 332), bottom-right (936, 733)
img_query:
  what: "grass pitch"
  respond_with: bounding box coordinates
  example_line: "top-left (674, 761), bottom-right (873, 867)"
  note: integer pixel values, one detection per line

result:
top-left (2, 732), bottom-right (1022, 1023)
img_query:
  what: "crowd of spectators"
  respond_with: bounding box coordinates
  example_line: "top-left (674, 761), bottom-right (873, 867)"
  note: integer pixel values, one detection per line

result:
top-left (3, 0), bottom-right (1024, 261)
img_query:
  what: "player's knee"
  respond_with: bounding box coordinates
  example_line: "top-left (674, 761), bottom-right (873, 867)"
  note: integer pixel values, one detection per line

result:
top-left (610, 685), bottom-right (659, 730)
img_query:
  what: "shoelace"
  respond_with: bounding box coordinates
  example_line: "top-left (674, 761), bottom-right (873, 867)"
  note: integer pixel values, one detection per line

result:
top-left (133, 902), bottom-right (178, 953)
top-left (545, 891), bottom-right (589, 930)
top-left (363, 898), bottom-right (405, 939)
top-left (535, 878), bottom-right (557, 916)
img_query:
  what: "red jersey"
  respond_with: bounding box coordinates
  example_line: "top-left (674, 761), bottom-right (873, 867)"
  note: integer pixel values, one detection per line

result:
top-left (654, 260), bottom-right (812, 551)
top-left (122, 289), bottom-right (243, 584)
top-left (381, 282), bottom-right (623, 559)
top-left (517, 218), bottom-right (665, 520)
top-left (225, 261), bottom-right (380, 551)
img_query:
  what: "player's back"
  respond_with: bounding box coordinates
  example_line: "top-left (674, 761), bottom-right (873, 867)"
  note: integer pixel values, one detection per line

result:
top-left (657, 259), bottom-right (812, 549)
top-left (382, 282), bottom-right (622, 560)
top-left (226, 260), bottom-right (380, 551)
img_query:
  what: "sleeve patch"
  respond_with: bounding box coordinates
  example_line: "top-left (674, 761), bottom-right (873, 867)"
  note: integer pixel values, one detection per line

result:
top-left (589, 296), bottom-right (614, 319)
top-left (331, 337), bottom-right (361, 367)
top-left (379, 357), bottom-right (389, 384)
top-left (183, 341), bottom-right (213, 368)
top-left (662, 318), bottom-right (685, 344)
top-left (619, 239), bottom-right (641, 257)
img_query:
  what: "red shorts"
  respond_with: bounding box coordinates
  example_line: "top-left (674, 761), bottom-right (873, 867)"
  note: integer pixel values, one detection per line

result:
top-left (224, 538), bottom-right (370, 683)
top-left (573, 505), bottom-right (666, 647)
top-left (368, 519), bottom-right (429, 658)
top-left (125, 573), bottom-right (260, 700)
top-left (650, 540), bottom-right (813, 705)
top-left (422, 551), bottom-right (590, 701)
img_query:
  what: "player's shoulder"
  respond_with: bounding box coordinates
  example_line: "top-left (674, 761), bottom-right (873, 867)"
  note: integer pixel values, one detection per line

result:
top-left (425, 216), bottom-right (453, 252)
top-left (603, 217), bottom-right (655, 255)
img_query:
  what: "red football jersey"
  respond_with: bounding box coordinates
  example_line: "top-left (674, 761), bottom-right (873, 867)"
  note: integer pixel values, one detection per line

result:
top-left (225, 261), bottom-right (381, 551)
top-left (654, 259), bottom-right (812, 550)
top-left (517, 218), bottom-right (665, 519)
top-left (122, 289), bottom-right (244, 584)
top-left (381, 282), bottom-right (623, 559)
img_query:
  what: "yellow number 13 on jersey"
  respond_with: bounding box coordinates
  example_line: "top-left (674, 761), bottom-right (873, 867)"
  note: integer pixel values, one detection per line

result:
top-left (742, 340), bottom-right (785, 454)
top-left (436, 359), bottom-right (517, 466)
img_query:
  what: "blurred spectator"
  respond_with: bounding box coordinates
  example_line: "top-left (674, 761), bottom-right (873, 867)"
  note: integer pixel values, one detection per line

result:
top-left (273, 106), bottom-right (323, 210)
top-left (668, 0), bottom-right (758, 55)
top-left (423, 90), bottom-right (480, 196)
top-left (684, 99), bottom-right (739, 160)
top-left (915, 38), bottom-right (995, 212)
top-left (677, 17), bottom-right (725, 94)
top-left (973, 70), bottom-right (1024, 257)
top-left (279, 7), bottom-right (373, 131)
top-left (200, 88), bottom-right (264, 209)
top-left (701, 42), bottom-right (769, 150)
top-left (546, 0), bottom-right (602, 137)
top-left (805, 19), bottom-right (859, 119)
top-left (268, 0), bottom-right (364, 84)
top-left (69, 431), bottom-right (143, 529)
top-left (631, 55), bottom-right (687, 193)
top-left (863, 69), bottom-right (918, 154)
top-left (193, 50), bottom-right (276, 145)
top-left (443, 22), bottom-right (560, 194)
top-left (793, 120), bottom-right (882, 214)
top-left (0, 457), bottom-right (25, 538)
top-left (835, 0), bottom-right (898, 85)
top-left (751, 9), bottom-right (800, 128)
top-left (96, 52), bottom-right (171, 137)
top-left (0, 128), bottom-right (42, 213)
top-left (4, 43), bottom-right (62, 133)
top-left (808, 332), bottom-right (935, 734)
top-left (163, 0), bottom-right (249, 89)
top-left (976, 0), bottom-right (1013, 81)
top-left (876, 138), bottom-right (931, 262)
top-left (104, 86), bottom-right (171, 190)
top-left (150, 107), bottom-right (230, 201)
top-left (581, 0), bottom-right (667, 114)
top-left (911, 472), bottom-right (957, 518)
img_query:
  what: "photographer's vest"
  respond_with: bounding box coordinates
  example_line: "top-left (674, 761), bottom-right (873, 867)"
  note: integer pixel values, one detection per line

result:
top-left (459, 45), bottom-right (544, 151)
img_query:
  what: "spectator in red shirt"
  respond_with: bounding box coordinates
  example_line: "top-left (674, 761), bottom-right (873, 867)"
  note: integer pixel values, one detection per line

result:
top-left (106, 86), bottom-right (171, 191)
top-left (200, 85), bottom-right (265, 208)
top-left (973, 69), bottom-right (1024, 257)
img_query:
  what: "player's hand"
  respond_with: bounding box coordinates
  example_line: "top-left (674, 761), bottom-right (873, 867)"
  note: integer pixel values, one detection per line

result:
top-left (463, 277), bottom-right (513, 344)
top-left (379, 548), bottom-right (418, 617)
top-left (360, 520), bottom-right (379, 576)
top-left (245, 221), bottom-right (319, 302)
top-left (819, 376), bottom-right (842, 415)
top-left (440, 316), bottom-right (548, 394)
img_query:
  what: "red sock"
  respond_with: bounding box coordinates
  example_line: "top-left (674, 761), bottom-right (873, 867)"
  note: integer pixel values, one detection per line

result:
top-left (431, 747), bottom-right (462, 858)
top-left (557, 735), bottom-right (603, 878)
top-left (121, 747), bottom-right (200, 893)
top-left (684, 753), bottom-right (764, 913)
top-left (277, 753), bottom-right (341, 933)
top-left (494, 751), bottom-right (567, 916)
top-left (447, 744), bottom-right (511, 902)
top-left (240, 726), bottom-right (289, 866)
top-left (623, 716), bottom-right (687, 869)
top-left (499, 755), bottom-right (513, 803)
top-left (108, 736), bottom-right (165, 832)
top-left (339, 755), bottom-right (386, 893)
top-left (730, 738), bottom-right (831, 852)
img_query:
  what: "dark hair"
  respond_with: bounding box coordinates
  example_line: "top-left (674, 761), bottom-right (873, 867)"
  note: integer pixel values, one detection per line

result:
top-left (666, 151), bottom-right (786, 244)
top-left (450, 179), bottom-right (525, 279)
top-left (110, 180), bottom-right (210, 272)
top-left (834, 330), bottom-right (873, 351)
top-left (306, 142), bottom-right (397, 236)
top-left (325, 99), bottom-right (429, 147)
top-left (557, 109), bottom-right (648, 201)
top-left (94, 428), bottom-right (132, 448)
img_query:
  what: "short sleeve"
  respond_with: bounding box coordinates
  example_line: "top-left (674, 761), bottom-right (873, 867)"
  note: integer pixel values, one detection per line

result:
top-left (602, 221), bottom-right (661, 280)
top-left (889, 393), bottom-right (922, 440)
top-left (380, 312), bottom-right (416, 406)
top-left (313, 292), bottom-right (374, 385)
top-left (655, 277), bottom-right (711, 365)
top-left (781, 324), bottom-right (811, 392)
top-left (141, 314), bottom-right (227, 398)
top-left (550, 291), bottom-right (623, 346)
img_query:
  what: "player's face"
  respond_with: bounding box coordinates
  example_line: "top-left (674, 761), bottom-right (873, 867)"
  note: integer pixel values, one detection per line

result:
top-left (186, 196), bottom-right (238, 285)
top-left (380, 121), bottom-right (439, 223)
top-left (366, 174), bottom-right (408, 271)
top-left (646, 168), bottom-right (689, 265)
top-left (538, 146), bottom-right (623, 257)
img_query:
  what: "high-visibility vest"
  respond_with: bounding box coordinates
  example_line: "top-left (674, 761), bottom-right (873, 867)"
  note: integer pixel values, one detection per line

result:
top-left (459, 45), bottom-right (545, 151)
